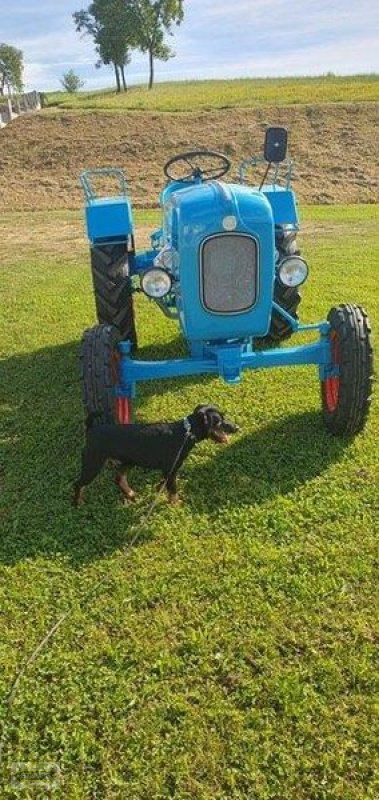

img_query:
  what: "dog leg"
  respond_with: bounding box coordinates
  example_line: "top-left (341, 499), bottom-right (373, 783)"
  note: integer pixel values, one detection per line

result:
top-left (72, 483), bottom-right (85, 507)
top-left (156, 477), bottom-right (180, 503)
top-left (116, 473), bottom-right (136, 503)
top-left (73, 447), bottom-right (106, 507)
top-left (166, 474), bottom-right (181, 505)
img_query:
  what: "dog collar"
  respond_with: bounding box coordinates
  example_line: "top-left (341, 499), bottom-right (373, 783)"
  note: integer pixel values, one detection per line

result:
top-left (183, 417), bottom-right (196, 440)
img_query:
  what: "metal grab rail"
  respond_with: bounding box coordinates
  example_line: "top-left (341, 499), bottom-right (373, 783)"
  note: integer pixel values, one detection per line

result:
top-left (80, 168), bottom-right (128, 203)
top-left (239, 156), bottom-right (293, 190)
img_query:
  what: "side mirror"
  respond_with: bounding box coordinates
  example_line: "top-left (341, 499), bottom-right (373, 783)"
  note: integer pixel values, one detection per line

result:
top-left (264, 127), bottom-right (288, 163)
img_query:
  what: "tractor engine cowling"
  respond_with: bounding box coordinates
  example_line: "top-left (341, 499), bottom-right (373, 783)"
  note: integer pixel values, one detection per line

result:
top-left (165, 181), bottom-right (275, 343)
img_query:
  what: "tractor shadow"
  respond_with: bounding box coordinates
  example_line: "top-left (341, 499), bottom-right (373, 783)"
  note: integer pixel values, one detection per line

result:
top-left (0, 338), bottom-right (211, 567)
top-left (182, 410), bottom-right (347, 513)
top-left (133, 334), bottom-right (214, 401)
top-left (136, 334), bottom-right (188, 361)
top-left (0, 340), bottom-right (348, 567)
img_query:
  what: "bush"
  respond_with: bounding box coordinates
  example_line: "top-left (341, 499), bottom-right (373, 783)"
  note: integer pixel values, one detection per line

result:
top-left (61, 69), bottom-right (84, 93)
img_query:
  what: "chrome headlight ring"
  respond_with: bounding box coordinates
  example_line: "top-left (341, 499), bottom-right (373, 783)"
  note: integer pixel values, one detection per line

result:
top-left (141, 268), bottom-right (173, 299)
top-left (278, 256), bottom-right (309, 288)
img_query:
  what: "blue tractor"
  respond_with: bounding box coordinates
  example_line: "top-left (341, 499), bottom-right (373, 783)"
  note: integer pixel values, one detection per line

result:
top-left (80, 127), bottom-right (373, 436)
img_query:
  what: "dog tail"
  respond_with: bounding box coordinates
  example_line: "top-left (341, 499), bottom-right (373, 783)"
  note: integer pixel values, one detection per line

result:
top-left (86, 411), bottom-right (104, 430)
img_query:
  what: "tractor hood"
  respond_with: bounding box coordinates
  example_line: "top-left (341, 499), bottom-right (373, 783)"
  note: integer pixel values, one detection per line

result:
top-left (164, 180), bottom-right (275, 342)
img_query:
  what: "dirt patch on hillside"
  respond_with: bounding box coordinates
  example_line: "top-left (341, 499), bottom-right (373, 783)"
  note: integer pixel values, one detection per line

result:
top-left (1, 103), bottom-right (378, 211)
top-left (3, 211), bottom-right (376, 267)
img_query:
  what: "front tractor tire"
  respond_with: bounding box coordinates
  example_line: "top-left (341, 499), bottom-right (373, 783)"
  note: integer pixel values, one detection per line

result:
top-left (80, 324), bottom-right (131, 426)
top-left (90, 243), bottom-right (137, 351)
top-left (321, 304), bottom-right (373, 436)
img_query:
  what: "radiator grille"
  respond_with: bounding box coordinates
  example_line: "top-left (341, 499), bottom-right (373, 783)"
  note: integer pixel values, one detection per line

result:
top-left (201, 234), bottom-right (258, 314)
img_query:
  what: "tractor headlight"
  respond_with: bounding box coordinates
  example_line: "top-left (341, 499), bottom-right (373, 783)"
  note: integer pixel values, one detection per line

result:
top-left (141, 268), bottom-right (172, 299)
top-left (278, 256), bottom-right (308, 287)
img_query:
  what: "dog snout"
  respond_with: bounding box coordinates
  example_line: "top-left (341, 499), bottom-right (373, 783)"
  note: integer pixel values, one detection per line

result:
top-left (223, 420), bottom-right (240, 434)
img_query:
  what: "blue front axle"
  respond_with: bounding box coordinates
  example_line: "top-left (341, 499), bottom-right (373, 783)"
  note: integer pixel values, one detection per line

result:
top-left (116, 326), bottom-right (333, 399)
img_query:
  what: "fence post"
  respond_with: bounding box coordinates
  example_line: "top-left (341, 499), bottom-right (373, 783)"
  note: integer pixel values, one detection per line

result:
top-left (0, 90), bottom-right (41, 130)
top-left (33, 90), bottom-right (41, 110)
top-left (7, 97), bottom-right (14, 122)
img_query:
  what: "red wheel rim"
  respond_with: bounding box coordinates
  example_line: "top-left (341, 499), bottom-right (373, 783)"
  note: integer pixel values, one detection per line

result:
top-left (111, 350), bottom-right (132, 425)
top-left (323, 331), bottom-right (340, 413)
top-left (115, 396), bottom-right (131, 425)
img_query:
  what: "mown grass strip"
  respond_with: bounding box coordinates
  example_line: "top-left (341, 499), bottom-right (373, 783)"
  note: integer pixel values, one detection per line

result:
top-left (46, 74), bottom-right (379, 113)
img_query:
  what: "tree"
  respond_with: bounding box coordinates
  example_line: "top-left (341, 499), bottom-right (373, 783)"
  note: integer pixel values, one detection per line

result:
top-left (73, 0), bottom-right (132, 92)
top-left (126, 0), bottom-right (184, 89)
top-left (61, 69), bottom-right (85, 93)
top-left (96, 2), bottom-right (131, 92)
top-left (0, 44), bottom-right (23, 96)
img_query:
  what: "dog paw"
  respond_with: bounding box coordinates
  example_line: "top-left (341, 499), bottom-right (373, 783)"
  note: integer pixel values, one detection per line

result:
top-left (122, 492), bottom-right (137, 506)
top-left (72, 487), bottom-right (85, 507)
top-left (169, 493), bottom-right (182, 506)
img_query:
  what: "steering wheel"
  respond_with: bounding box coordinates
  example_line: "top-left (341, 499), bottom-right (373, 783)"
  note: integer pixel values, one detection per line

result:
top-left (164, 150), bottom-right (231, 183)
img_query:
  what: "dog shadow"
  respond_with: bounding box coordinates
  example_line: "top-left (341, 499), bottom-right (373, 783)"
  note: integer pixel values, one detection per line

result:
top-left (182, 410), bottom-right (347, 512)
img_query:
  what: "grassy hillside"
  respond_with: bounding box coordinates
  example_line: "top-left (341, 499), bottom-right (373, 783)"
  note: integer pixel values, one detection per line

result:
top-left (46, 74), bottom-right (379, 113)
top-left (0, 206), bottom-right (378, 798)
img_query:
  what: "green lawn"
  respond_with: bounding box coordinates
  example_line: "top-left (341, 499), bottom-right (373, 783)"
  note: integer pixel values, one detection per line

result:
top-left (46, 74), bottom-right (379, 113)
top-left (0, 206), bottom-right (378, 798)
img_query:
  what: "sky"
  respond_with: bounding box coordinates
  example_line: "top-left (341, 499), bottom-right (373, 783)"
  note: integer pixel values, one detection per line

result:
top-left (2, 0), bottom-right (379, 92)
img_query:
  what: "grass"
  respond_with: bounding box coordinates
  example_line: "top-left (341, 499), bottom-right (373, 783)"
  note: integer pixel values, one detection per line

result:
top-left (0, 205), bottom-right (378, 798)
top-left (46, 74), bottom-right (379, 113)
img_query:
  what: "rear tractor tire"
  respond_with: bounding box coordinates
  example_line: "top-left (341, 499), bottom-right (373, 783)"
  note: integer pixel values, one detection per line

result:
top-left (90, 243), bottom-right (137, 351)
top-left (257, 227), bottom-right (302, 347)
top-left (257, 279), bottom-right (302, 347)
top-left (321, 304), bottom-right (373, 436)
top-left (80, 324), bottom-right (132, 426)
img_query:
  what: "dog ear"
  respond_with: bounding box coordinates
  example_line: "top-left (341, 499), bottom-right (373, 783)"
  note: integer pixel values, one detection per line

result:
top-left (206, 405), bottom-right (223, 419)
top-left (193, 405), bottom-right (211, 423)
top-left (193, 406), bottom-right (210, 432)
top-left (194, 404), bottom-right (221, 418)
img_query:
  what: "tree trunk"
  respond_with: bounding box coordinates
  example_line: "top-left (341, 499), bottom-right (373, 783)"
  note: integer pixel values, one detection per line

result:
top-left (120, 65), bottom-right (127, 93)
top-left (113, 62), bottom-right (121, 93)
top-left (148, 49), bottom-right (154, 90)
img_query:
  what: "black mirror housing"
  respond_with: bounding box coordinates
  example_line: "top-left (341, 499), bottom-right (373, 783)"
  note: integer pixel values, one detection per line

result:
top-left (264, 127), bottom-right (288, 163)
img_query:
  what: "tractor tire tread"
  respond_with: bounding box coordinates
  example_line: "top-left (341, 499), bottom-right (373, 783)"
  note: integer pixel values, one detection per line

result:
top-left (322, 304), bottom-right (374, 436)
top-left (90, 244), bottom-right (137, 349)
top-left (80, 324), bottom-right (121, 426)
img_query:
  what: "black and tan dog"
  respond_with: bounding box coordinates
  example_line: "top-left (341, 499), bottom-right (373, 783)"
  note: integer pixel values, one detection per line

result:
top-left (73, 405), bottom-right (239, 506)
